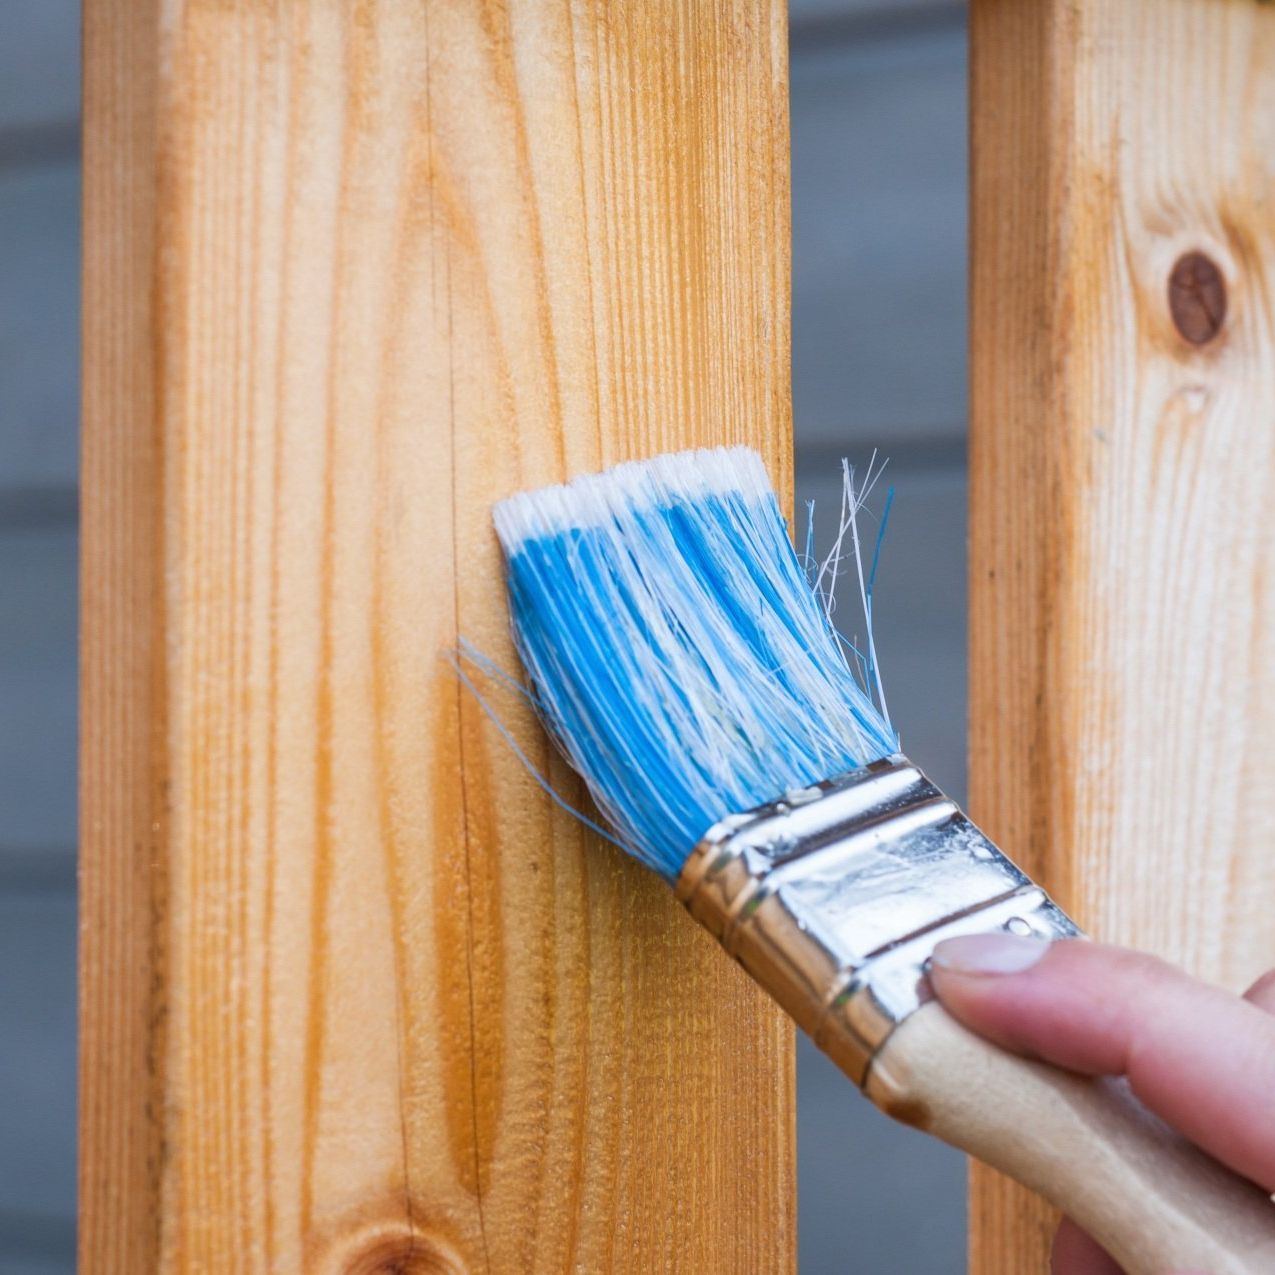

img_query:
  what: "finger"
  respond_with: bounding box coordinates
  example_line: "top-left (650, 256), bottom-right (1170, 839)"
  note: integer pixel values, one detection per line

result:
top-left (1243, 968), bottom-right (1275, 1016)
top-left (929, 935), bottom-right (1275, 1191)
top-left (1050, 1217), bottom-right (1123, 1275)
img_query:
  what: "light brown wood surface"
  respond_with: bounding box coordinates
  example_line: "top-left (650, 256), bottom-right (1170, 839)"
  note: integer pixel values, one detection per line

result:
top-left (969, 1), bottom-right (1275, 1270)
top-left (867, 1003), bottom-right (1275, 1275)
top-left (80, 2), bottom-right (795, 1270)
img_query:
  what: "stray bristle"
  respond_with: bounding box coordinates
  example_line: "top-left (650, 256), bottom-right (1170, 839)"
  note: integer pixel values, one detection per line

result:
top-left (493, 446), bottom-right (897, 880)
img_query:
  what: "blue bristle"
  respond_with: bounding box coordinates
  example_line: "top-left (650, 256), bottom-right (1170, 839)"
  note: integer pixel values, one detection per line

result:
top-left (492, 447), bottom-right (898, 880)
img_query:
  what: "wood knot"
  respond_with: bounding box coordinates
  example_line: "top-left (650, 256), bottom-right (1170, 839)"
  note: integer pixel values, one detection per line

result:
top-left (326, 1222), bottom-right (466, 1275)
top-left (1168, 251), bottom-right (1227, 345)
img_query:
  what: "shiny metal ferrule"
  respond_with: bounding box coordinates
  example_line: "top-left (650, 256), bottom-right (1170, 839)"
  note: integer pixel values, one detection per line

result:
top-left (675, 754), bottom-right (1080, 1086)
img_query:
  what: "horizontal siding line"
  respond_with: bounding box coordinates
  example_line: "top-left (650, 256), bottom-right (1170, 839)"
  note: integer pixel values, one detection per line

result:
top-left (796, 433), bottom-right (967, 474)
top-left (0, 1206), bottom-right (75, 1263)
top-left (0, 119), bottom-right (79, 176)
top-left (790, 1), bottom-right (964, 54)
top-left (0, 484), bottom-right (78, 532)
top-left (0, 849), bottom-right (76, 895)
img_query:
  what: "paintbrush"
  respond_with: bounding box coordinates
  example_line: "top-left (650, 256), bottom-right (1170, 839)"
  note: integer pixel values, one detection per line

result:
top-left (487, 446), bottom-right (1275, 1275)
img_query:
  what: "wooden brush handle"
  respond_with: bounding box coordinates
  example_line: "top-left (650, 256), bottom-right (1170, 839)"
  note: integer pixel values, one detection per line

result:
top-left (863, 1002), bottom-right (1275, 1274)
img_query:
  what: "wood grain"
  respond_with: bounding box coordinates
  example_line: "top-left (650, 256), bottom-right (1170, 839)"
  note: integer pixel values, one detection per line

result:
top-left (80, 3), bottom-right (795, 1270)
top-left (969, 1), bottom-right (1275, 1269)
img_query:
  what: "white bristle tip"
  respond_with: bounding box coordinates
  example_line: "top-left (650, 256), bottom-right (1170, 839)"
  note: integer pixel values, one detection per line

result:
top-left (493, 446), bottom-right (772, 551)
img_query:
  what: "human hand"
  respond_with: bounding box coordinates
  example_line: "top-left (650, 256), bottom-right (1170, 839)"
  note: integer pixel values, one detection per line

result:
top-left (928, 934), bottom-right (1275, 1275)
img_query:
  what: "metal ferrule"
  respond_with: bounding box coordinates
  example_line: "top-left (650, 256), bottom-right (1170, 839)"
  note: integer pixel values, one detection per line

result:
top-left (675, 754), bottom-right (1081, 1086)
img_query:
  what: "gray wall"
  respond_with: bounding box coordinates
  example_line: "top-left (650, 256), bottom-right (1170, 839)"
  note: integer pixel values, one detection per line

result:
top-left (0, 2), bottom-right (968, 1270)
top-left (791, 5), bottom-right (968, 1267)
top-left (1, 2), bottom-right (81, 1272)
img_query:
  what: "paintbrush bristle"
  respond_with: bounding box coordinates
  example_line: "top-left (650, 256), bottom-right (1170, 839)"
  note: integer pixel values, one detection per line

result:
top-left (493, 446), bottom-right (897, 880)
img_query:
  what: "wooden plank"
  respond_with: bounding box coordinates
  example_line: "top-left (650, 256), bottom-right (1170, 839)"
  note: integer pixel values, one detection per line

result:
top-left (80, 2), bottom-right (795, 1270)
top-left (968, 2), bottom-right (1275, 1269)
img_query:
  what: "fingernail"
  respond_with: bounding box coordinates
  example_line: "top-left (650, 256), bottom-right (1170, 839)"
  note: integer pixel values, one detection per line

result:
top-left (931, 932), bottom-right (1051, 976)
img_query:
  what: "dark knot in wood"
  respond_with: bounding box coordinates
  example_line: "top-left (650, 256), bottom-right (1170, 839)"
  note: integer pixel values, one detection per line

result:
top-left (328, 1222), bottom-right (465, 1275)
top-left (1168, 251), bottom-right (1227, 345)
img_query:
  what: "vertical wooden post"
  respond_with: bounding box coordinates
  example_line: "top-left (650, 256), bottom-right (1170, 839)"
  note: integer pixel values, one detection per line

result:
top-left (970, 2), bottom-right (1275, 1269)
top-left (81, 3), bottom-right (795, 1270)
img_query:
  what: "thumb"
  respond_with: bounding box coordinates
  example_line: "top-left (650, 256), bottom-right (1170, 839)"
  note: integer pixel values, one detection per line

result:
top-left (927, 934), bottom-right (1275, 1192)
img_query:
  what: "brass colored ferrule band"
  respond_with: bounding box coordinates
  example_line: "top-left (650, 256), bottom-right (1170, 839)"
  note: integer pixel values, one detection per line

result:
top-left (675, 755), bottom-right (1081, 1086)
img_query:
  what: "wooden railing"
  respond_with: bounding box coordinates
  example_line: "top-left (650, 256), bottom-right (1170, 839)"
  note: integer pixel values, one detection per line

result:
top-left (81, 3), bottom-right (795, 1269)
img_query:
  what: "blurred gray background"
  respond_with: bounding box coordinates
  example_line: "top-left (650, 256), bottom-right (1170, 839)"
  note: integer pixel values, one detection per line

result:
top-left (0, 1), bottom-right (967, 1270)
